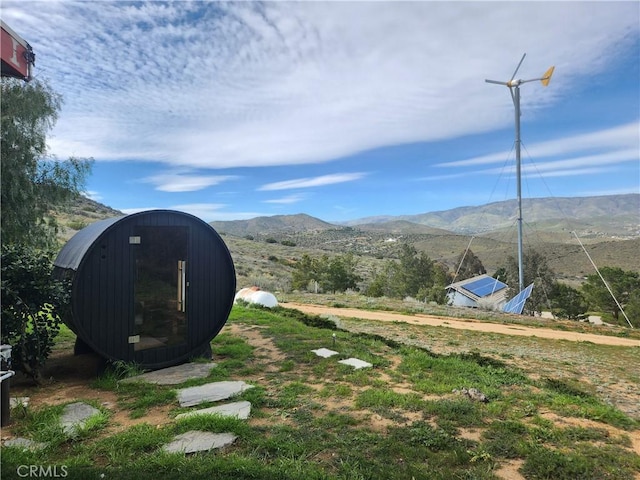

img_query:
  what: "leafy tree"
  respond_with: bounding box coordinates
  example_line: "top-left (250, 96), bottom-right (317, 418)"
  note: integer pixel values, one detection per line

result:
top-left (365, 243), bottom-right (449, 302)
top-left (624, 290), bottom-right (640, 328)
top-left (454, 248), bottom-right (486, 281)
top-left (291, 254), bottom-right (320, 291)
top-left (1, 245), bottom-right (70, 383)
top-left (291, 253), bottom-right (361, 293)
top-left (320, 253), bottom-right (361, 293)
top-left (549, 282), bottom-right (587, 321)
top-left (1, 78), bottom-right (92, 248)
top-left (502, 249), bottom-right (555, 315)
top-left (581, 267), bottom-right (639, 324)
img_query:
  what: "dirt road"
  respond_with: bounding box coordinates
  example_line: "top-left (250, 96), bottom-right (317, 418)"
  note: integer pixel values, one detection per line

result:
top-left (282, 302), bottom-right (640, 348)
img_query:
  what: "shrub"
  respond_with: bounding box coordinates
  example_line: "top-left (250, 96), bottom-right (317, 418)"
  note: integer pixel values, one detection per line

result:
top-left (0, 244), bottom-right (70, 383)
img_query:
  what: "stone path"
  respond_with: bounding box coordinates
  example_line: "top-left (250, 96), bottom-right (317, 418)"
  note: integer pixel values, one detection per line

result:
top-left (4, 362), bottom-right (254, 455)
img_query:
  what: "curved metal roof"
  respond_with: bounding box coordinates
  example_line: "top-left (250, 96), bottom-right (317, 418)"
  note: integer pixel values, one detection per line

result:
top-left (53, 216), bottom-right (124, 270)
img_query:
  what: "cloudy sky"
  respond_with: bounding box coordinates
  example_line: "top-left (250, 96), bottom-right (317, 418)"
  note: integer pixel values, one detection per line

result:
top-left (3, 1), bottom-right (639, 222)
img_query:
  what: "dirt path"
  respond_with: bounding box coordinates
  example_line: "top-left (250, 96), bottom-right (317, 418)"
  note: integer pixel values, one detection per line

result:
top-left (282, 302), bottom-right (640, 347)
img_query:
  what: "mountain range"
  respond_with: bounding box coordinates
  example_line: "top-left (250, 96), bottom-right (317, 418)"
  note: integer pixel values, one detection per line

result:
top-left (211, 194), bottom-right (639, 239)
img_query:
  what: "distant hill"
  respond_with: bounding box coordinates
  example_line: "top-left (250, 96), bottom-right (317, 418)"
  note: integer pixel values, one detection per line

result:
top-left (345, 194), bottom-right (639, 238)
top-left (210, 213), bottom-right (338, 237)
top-left (208, 194), bottom-right (638, 239)
top-left (56, 196), bottom-right (123, 241)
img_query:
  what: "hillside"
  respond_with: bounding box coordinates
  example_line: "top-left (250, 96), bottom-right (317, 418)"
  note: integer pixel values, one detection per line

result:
top-left (210, 213), bottom-right (337, 237)
top-left (56, 194), bottom-right (639, 291)
top-left (345, 194), bottom-right (639, 238)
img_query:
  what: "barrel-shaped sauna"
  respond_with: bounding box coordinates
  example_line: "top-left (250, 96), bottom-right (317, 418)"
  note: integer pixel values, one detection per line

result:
top-left (53, 210), bottom-right (236, 370)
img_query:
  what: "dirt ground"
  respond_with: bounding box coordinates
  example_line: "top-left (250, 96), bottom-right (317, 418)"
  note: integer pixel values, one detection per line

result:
top-left (282, 302), bottom-right (640, 347)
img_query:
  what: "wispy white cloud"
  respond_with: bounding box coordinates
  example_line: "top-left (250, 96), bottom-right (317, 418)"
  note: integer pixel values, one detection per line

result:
top-left (2, 2), bottom-right (637, 169)
top-left (264, 194), bottom-right (306, 205)
top-left (259, 173), bottom-right (367, 191)
top-left (142, 171), bottom-right (238, 192)
top-left (437, 122), bottom-right (640, 168)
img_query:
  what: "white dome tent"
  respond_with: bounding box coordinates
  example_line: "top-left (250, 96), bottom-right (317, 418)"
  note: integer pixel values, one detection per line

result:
top-left (234, 287), bottom-right (278, 308)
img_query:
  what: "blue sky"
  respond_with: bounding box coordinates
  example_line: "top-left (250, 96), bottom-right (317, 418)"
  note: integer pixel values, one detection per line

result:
top-left (3, 1), bottom-right (639, 223)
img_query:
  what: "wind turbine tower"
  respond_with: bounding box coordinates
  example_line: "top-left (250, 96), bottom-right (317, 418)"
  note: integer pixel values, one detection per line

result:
top-left (485, 54), bottom-right (554, 293)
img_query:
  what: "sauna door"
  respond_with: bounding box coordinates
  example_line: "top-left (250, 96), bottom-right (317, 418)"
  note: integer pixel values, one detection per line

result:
top-left (131, 226), bottom-right (188, 351)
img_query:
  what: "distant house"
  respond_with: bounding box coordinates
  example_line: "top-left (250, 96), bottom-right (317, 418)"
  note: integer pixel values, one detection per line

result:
top-left (446, 274), bottom-right (509, 311)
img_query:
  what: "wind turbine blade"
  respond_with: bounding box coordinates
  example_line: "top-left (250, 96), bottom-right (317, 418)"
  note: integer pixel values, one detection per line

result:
top-left (485, 79), bottom-right (508, 85)
top-left (541, 66), bottom-right (555, 86)
top-left (510, 53), bottom-right (526, 82)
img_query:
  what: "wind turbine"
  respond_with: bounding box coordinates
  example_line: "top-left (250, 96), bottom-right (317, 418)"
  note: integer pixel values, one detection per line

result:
top-left (486, 54), bottom-right (554, 293)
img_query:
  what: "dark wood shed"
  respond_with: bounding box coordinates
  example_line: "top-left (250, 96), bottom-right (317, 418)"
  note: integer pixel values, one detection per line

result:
top-left (53, 210), bottom-right (236, 370)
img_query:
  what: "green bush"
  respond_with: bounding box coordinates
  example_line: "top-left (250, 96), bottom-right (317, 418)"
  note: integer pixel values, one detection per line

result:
top-left (0, 244), bottom-right (70, 383)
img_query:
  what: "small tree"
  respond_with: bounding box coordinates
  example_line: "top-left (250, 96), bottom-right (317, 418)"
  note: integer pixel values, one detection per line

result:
top-left (1, 245), bottom-right (70, 383)
top-left (320, 253), bottom-right (361, 293)
top-left (581, 267), bottom-right (639, 323)
top-left (549, 282), bottom-right (587, 321)
top-left (454, 248), bottom-right (486, 281)
top-left (502, 249), bottom-right (555, 315)
top-left (291, 254), bottom-right (321, 291)
top-left (365, 244), bottom-right (449, 302)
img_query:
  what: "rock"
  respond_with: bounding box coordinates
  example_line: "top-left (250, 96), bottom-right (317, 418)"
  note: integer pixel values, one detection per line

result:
top-left (175, 401), bottom-right (251, 421)
top-left (177, 381), bottom-right (254, 407)
top-left (121, 362), bottom-right (217, 385)
top-left (338, 358), bottom-right (372, 370)
top-left (311, 348), bottom-right (339, 358)
top-left (3, 437), bottom-right (47, 451)
top-left (453, 387), bottom-right (489, 403)
top-left (60, 402), bottom-right (101, 435)
top-left (163, 431), bottom-right (237, 454)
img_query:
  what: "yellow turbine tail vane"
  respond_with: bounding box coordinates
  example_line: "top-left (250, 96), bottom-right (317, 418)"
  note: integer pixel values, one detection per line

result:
top-left (541, 66), bottom-right (555, 87)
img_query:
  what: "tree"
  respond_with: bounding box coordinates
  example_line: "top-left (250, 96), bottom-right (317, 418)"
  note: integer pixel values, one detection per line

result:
top-left (320, 253), bottom-right (361, 293)
top-left (454, 248), bottom-right (486, 281)
top-left (581, 267), bottom-right (639, 324)
top-left (365, 243), bottom-right (450, 302)
top-left (1, 77), bottom-right (92, 382)
top-left (549, 282), bottom-right (587, 321)
top-left (1, 245), bottom-right (70, 382)
top-left (1, 77), bottom-right (92, 248)
top-left (502, 249), bottom-right (555, 315)
top-left (291, 253), bottom-right (361, 293)
top-left (291, 254), bottom-right (320, 291)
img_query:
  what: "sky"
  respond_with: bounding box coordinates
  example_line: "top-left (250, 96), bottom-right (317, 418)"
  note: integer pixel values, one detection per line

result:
top-left (2, 1), bottom-right (639, 223)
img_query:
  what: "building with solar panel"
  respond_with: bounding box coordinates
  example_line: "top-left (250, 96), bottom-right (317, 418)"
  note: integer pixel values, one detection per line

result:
top-left (446, 274), bottom-right (510, 310)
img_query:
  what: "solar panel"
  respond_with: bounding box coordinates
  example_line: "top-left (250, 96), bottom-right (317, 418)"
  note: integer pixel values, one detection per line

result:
top-left (461, 277), bottom-right (508, 297)
top-left (503, 283), bottom-right (534, 314)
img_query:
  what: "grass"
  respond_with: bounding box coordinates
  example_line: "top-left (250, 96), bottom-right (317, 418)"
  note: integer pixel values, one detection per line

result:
top-left (2, 304), bottom-right (639, 480)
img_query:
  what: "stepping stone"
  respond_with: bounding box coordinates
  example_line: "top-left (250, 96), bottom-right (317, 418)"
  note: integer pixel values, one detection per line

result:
top-left (338, 358), bottom-right (372, 370)
top-left (311, 348), bottom-right (339, 358)
top-left (177, 381), bottom-right (254, 407)
top-left (121, 362), bottom-right (217, 385)
top-left (3, 437), bottom-right (47, 451)
top-left (175, 401), bottom-right (251, 421)
top-left (163, 431), bottom-right (237, 454)
top-left (60, 402), bottom-right (101, 435)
